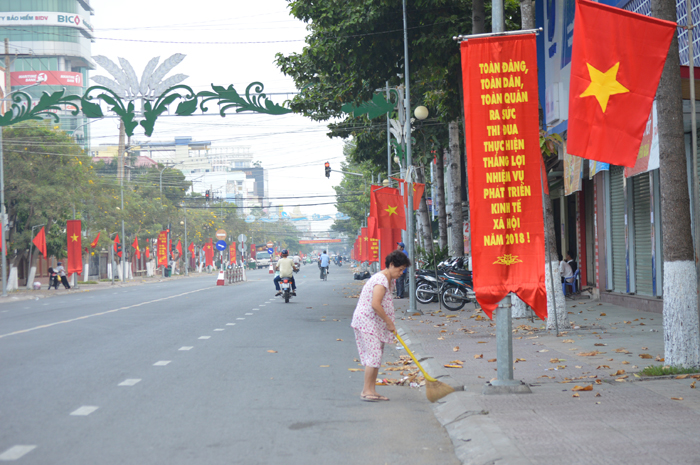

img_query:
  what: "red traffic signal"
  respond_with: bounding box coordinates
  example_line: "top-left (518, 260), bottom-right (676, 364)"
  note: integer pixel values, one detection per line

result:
top-left (324, 162), bottom-right (331, 178)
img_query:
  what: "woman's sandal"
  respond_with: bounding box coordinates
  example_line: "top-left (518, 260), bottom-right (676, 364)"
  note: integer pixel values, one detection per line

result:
top-left (360, 394), bottom-right (390, 402)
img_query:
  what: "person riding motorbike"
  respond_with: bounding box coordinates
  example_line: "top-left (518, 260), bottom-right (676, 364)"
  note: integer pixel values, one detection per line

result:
top-left (318, 250), bottom-right (330, 279)
top-left (274, 249), bottom-right (298, 296)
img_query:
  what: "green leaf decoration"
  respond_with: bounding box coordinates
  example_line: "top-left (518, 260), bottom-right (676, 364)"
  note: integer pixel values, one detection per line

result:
top-left (81, 98), bottom-right (104, 118)
top-left (342, 93), bottom-right (396, 120)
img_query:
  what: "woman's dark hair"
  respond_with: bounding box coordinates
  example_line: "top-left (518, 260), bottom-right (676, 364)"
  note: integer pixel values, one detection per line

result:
top-left (385, 249), bottom-right (411, 269)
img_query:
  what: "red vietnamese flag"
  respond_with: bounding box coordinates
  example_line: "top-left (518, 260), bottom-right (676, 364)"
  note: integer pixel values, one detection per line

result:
top-left (392, 177), bottom-right (425, 211)
top-left (204, 239), bottom-right (214, 266)
top-left (375, 191), bottom-right (406, 230)
top-left (361, 227), bottom-right (370, 262)
top-left (90, 231), bottom-right (100, 248)
top-left (367, 216), bottom-right (379, 240)
top-left (145, 246), bottom-right (150, 259)
top-left (33, 226), bottom-right (47, 259)
top-left (131, 236), bottom-right (141, 259)
top-left (66, 220), bottom-right (82, 275)
top-left (567, 0), bottom-right (676, 167)
top-left (175, 239), bottom-right (182, 258)
top-left (188, 242), bottom-right (195, 259)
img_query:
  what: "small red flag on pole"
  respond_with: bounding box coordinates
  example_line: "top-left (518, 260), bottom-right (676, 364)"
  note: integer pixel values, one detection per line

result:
top-left (33, 226), bottom-right (47, 259)
top-left (90, 232), bottom-right (100, 248)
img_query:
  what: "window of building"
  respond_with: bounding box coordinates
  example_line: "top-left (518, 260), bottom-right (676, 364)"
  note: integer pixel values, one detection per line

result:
top-left (0, 0), bottom-right (78, 13)
top-left (0, 26), bottom-right (81, 43)
top-left (14, 57), bottom-right (59, 71)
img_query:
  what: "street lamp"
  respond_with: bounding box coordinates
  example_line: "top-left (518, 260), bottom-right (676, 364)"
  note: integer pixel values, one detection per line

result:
top-left (414, 105), bottom-right (429, 120)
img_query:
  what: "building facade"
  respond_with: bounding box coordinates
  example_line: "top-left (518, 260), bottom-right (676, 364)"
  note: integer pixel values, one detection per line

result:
top-left (0, 0), bottom-right (95, 148)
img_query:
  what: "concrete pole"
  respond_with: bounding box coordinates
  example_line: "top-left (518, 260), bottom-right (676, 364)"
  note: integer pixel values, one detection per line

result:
top-left (402, 0), bottom-right (416, 313)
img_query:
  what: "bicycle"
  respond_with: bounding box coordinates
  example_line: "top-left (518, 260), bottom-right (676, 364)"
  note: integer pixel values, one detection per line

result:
top-left (321, 266), bottom-right (328, 281)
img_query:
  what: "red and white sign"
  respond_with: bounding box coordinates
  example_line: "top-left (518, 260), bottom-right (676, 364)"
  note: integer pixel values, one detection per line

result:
top-left (11, 71), bottom-right (83, 87)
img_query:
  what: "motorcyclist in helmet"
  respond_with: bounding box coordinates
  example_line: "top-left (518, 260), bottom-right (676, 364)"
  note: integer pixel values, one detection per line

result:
top-left (274, 249), bottom-right (298, 296)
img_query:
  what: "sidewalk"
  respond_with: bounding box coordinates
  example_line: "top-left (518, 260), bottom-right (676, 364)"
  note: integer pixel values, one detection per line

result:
top-left (393, 297), bottom-right (700, 465)
top-left (0, 272), bottom-right (212, 304)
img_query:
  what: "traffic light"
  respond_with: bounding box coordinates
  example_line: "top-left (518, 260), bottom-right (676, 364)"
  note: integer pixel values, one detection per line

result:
top-left (324, 162), bottom-right (330, 178)
top-left (116, 243), bottom-right (122, 254)
top-left (205, 190), bottom-right (210, 201)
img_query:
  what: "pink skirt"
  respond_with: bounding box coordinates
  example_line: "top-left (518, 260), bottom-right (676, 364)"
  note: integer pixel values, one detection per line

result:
top-left (354, 329), bottom-right (385, 368)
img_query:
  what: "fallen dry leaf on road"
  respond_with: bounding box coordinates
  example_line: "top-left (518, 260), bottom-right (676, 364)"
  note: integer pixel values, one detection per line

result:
top-left (572, 393), bottom-right (580, 398)
top-left (595, 393), bottom-right (602, 397)
top-left (622, 361), bottom-right (630, 365)
top-left (691, 381), bottom-right (697, 389)
top-left (348, 368), bottom-right (363, 372)
top-left (437, 337), bottom-right (445, 340)
top-left (446, 315), bottom-right (457, 319)
top-left (615, 378), bottom-right (627, 382)
top-left (449, 360), bottom-right (464, 365)
top-left (477, 341), bottom-right (488, 344)
top-left (474, 354), bottom-right (484, 359)
top-left (594, 343), bottom-right (607, 346)
top-left (578, 351), bottom-right (603, 356)
top-left (614, 369), bottom-right (626, 376)
top-left (488, 358), bottom-right (497, 362)
top-left (336, 339), bottom-right (343, 342)
top-left (639, 353), bottom-right (653, 359)
top-left (550, 358), bottom-right (566, 363)
top-left (562, 339), bottom-right (574, 343)
top-left (515, 358), bottom-right (526, 362)
top-left (671, 397), bottom-right (684, 401)
top-left (600, 313), bottom-right (607, 316)
top-left (320, 365), bottom-right (330, 368)
top-left (656, 356), bottom-right (665, 362)
top-left (595, 379), bottom-right (603, 385)
top-left (597, 365), bottom-right (611, 369)
top-left (572, 385), bottom-right (593, 391)
top-left (614, 348), bottom-right (631, 354)
top-left (676, 374), bottom-right (690, 379)
top-left (642, 347), bottom-right (648, 350)
top-left (267, 350), bottom-right (278, 353)
top-left (538, 349), bottom-right (549, 353)
top-left (412, 313), bottom-right (421, 316)
top-left (444, 364), bottom-right (463, 368)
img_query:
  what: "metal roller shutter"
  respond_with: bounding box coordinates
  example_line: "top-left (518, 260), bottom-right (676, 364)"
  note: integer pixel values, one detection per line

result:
top-left (633, 174), bottom-right (653, 295)
top-left (610, 166), bottom-right (627, 293)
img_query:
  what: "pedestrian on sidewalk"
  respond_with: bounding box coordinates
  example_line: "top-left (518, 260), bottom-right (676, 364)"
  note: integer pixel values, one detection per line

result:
top-left (395, 242), bottom-right (408, 298)
top-left (55, 262), bottom-right (71, 289)
top-left (351, 250), bottom-right (410, 402)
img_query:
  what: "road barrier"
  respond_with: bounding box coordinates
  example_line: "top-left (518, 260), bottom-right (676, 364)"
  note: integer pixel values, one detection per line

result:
top-left (225, 265), bottom-right (246, 284)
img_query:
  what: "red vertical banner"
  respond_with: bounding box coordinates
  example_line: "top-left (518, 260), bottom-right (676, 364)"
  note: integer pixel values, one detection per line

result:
top-left (157, 231), bottom-right (168, 266)
top-left (229, 242), bottom-right (236, 263)
top-left (204, 239), bottom-right (214, 266)
top-left (66, 220), bottom-right (82, 275)
top-left (369, 237), bottom-right (379, 262)
top-left (461, 35), bottom-right (547, 319)
top-left (250, 244), bottom-right (256, 259)
top-left (360, 227), bottom-right (370, 262)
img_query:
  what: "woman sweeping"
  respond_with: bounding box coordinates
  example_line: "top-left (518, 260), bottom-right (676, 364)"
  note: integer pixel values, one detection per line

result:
top-left (351, 250), bottom-right (411, 402)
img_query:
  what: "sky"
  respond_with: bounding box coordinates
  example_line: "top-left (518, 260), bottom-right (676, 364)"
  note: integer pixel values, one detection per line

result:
top-left (88, 0), bottom-right (346, 233)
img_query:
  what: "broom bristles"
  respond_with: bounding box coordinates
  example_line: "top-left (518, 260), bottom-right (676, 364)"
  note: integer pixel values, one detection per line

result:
top-left (425, 379), bottom-right (455, 402)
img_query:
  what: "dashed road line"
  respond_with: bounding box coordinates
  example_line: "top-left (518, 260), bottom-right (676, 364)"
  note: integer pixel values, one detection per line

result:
top-left (0, 445), bottom-right (37, 461)
top-left (236, 318), bottom-right (245, 320)
top-left (179, 346), bottom-right (193, 350)
top-left (0, 287), bottom-right (214, 340)
top-left (245, 313), bottom-right (253, 315)
top-left (153, 361), bottom-right (171, 366)
top-left (118, 379), bottom-right (141, 386)
top-left (214, 328), bottom-right (224, 331)
top-left (70, 406), bottom-right (99, 416)
top-left (252, 308), bottom-right (259, 310)
top-left (198, 336), bottom-right (211, 340)
top-left (226, 323), bottom-right (236, 326)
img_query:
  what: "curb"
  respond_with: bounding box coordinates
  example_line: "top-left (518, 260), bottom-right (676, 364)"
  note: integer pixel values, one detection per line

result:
top-left (397, 323), bottom-right (532, 465)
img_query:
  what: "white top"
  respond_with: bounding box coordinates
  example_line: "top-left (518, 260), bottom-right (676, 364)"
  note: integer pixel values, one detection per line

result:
top-left (560, 260), bottom-right (573, 278)
top-left (277, 257), bottom-right (295, 278)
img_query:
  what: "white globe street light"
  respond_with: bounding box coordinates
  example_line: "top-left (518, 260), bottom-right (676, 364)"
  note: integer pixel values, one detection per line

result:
top-left (414, 105), bottom-right (429, 120)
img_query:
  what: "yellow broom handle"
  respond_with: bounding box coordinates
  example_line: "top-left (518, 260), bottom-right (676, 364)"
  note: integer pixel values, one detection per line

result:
top-left (395, 333), bottom-right (437, 382)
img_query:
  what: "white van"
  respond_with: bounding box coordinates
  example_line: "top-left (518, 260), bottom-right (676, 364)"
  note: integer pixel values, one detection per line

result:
top-left (256, 251), bottom-right (271, 269)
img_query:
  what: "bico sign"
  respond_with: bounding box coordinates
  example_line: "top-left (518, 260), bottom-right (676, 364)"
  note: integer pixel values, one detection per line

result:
top-left (0, 12), bottom-right (93, 35)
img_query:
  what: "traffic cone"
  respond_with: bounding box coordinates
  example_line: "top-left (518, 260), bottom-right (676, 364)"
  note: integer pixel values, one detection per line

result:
top-left (269, 263), bottom-right (274, 274)
top-left (217, 270), bottom-right (225, 286)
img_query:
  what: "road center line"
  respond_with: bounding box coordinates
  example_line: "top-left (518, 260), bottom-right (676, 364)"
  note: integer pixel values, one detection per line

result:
top-left (118, 379), bottom-right (141, 386)
top-left (0, 287), bottom-right (215, 340)
top-left (70, 406), bottom-right (99, 416)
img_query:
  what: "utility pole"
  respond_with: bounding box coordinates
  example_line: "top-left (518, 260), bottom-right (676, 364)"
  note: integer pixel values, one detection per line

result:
top-left (0, 39), bottom-right (9, 296)
top-left (118, 121), bottom-right (126, 282)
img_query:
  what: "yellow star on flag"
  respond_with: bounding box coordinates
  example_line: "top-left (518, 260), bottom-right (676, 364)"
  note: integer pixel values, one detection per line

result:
top-left (70, 234), bottom-right (79, 242)
top-left (384, 204), bottom-right (398, 216)
top-left (579, 62), bottom-right (629, 113)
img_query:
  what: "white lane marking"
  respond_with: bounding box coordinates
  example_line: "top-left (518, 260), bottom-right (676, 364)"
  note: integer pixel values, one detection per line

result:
top-left (198, 336), bottom-right (211, 340)
top-left (118, 379), bottom-right (141, 386)
top-left (43, 304), bottom-right (49, 306)
top-left (252, 308), bottom-right (259, 310)
top-left (245, 313), bottom-right (253, 315)
top-left (259, 304), bottom-right (266, 307)
top-left (226, 323), bottom-right (236, 326)
top-left (153, 361), bottom-right (171, 366)
top-left (236, 318), bottom-right (245, 320)
top-left (214, 328), bottom-right (224, 331)
top-left (179, 346), bottom-right (193, 350)
top-left (0, 287), bottom-right (214, 340)
top-left (0, 445), bottom-right (37, 461)
top-left (70, 406), bottom-right (99, 416)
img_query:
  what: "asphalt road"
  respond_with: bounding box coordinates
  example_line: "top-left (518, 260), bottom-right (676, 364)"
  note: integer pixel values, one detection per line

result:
top-left (0, 265), bottom-right (459, 464)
